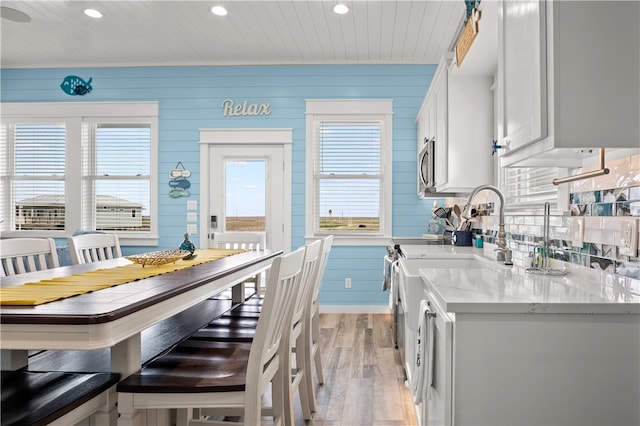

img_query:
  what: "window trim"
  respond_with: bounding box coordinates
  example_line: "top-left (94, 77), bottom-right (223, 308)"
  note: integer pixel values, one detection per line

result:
top-left (305, 99), bottom-right (393, 245)
top-left (1, 102), bottom-right (158, 245)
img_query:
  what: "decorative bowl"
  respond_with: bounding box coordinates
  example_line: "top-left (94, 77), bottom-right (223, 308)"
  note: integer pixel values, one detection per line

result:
top-left (126, 249), bottom-right (191, 267)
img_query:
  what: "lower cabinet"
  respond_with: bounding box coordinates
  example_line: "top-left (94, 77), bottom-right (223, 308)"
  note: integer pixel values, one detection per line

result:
top-left (422, 304), bottom-right (640, 425)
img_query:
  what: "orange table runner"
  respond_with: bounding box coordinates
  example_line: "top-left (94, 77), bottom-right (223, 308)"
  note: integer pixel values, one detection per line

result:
top-left (0, 249), bottom-right (246, 306)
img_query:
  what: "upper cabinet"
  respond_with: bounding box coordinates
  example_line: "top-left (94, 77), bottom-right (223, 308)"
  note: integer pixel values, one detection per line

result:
top-left (498, 0), bottom-right (640, 167)
top-left (417, 54), bottom-right (495, 196)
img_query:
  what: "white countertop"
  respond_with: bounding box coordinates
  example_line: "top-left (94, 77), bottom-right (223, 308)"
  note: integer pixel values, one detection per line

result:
top-left (412, 245), bottom-right (640, 315)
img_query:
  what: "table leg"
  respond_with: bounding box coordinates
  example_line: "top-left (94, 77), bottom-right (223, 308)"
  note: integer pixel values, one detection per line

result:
top-left (111, 334), bottom-right (141, 377)
top-left (1, 349), bottom-right (28, 370)
top-left (231, 282), bottom-right (245, 304)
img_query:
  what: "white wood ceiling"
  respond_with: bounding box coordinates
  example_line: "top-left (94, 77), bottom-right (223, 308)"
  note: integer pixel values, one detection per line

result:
top-left (1, 0), bottom-right (465, 69)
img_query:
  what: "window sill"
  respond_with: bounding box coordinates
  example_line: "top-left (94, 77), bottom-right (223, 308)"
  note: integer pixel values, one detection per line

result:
top-left (305, 234), bottom-right (392, 246)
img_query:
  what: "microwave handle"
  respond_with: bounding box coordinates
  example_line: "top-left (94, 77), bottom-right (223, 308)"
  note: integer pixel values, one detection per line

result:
top-left (419, 148), bottom-right (430, 187)
top-left (419, 139), bottom-right (435, 188)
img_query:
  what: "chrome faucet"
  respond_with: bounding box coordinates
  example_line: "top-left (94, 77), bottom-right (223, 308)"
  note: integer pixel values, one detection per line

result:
top-left (462, 184), bottom-right (512, 265)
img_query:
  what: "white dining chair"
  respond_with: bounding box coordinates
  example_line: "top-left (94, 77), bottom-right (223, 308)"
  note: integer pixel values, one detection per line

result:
top-left (116, 247), bottom-right (306, 426)
top-left (0, 238), bottom-right (60, 277)
top-left (305, 235), bottom-right (333, 402)
top-left (213, 232), bottom-right (267, 298)
top-left (67, 233), bottom-right (122, 265)
top-left (195, 239), bottom-right (322, 425)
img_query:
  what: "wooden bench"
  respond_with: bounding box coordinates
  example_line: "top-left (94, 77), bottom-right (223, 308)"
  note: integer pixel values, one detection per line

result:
top-left (1, 370), bottom-right (119, 426)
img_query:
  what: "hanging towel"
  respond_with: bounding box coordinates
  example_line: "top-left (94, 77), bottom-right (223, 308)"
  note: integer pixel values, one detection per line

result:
top-left (412, 299), bottom-right (435, 405)
top-left (382, 255), bottom-right (394, 291)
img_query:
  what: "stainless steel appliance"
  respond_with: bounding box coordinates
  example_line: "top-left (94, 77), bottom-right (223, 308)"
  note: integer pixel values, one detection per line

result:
top-left (417, 137), bottom-right (435, 197)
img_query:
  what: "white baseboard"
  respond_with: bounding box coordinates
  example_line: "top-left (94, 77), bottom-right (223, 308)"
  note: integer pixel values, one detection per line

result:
top-left (319, 305), bottom-right (391, 314)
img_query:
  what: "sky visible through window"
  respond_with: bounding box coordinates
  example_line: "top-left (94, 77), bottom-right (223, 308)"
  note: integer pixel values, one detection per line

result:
top-left (225, 160), bottom-right (266, 217)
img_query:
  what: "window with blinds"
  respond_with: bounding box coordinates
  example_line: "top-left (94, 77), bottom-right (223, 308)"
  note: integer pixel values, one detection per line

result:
top-left (1, 102), bottom-right (158, 240)
top-left (501, 166), bottom-right (560, 209)
top-left (7, 123), bottom-right (67, 231)
top-left (306, 99), bottom-right (392, 241)
top-left (84, 123), bottom-right (151, 231)
top-left (315, 121), bottom-right (383, 233)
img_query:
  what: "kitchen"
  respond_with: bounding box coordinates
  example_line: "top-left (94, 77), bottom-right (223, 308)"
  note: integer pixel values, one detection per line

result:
top-left (1, 1), bottom-right (639, 425)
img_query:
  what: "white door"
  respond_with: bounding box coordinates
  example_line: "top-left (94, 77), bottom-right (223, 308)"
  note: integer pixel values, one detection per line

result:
top-left (199, 129), bottom-right (292, 253)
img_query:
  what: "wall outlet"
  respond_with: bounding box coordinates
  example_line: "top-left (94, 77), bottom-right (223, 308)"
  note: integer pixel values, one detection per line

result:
top-left (187, 200), bottom-right (197, 211)
top-left (345, 278), bottom-right (352, 288)
top-left (571, 217), bottom-right (585, 247)
top-left (187, 224), bottom-right (197, 234)
top-left (619, 219), bottom-right (638, 256)
top-left (187, 212), bottom-right (197, 222)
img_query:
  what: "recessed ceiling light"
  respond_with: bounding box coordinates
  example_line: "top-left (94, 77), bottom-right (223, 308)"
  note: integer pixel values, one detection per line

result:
top-left (333, 3), bottom-right (349, 15)
top-left (1, 6), bottom-right (32, 23)
top-left (83, 8), bottom-right (103, 19)
top-left (211, 5), bottom-right (228, 16)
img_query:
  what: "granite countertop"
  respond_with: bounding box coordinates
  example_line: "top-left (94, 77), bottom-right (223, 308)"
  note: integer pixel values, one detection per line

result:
top-left (413, 245), bottom-right (640, 315)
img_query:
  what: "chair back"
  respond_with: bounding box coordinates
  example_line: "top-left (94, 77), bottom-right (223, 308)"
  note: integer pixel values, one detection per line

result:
top-left (311, 235), bottom-right (333, 307)
top-left (213, 232), bottom-right (266, 250)
top-left (67, 233), bottom-right (122, 265)
top-left (246, 247), bottom-right (305, 401)
top-left (0, 238), bottom-right (60, 277)
top-left (291, 240), bottom-right (322, 340)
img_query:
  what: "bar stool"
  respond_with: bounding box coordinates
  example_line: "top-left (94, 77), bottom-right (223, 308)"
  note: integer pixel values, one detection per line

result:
top-left (116, 247), bottom-right (306, 426)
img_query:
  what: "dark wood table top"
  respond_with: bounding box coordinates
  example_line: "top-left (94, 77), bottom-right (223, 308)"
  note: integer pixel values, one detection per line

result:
top-left (1, 249), bottom-right (281, 325)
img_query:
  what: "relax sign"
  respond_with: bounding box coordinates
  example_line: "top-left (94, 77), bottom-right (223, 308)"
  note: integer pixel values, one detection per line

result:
top-left (222, 99), bottom-right (271, 116)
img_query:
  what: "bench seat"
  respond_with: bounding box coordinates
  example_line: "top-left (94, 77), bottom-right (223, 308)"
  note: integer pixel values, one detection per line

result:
top-left (1, 370), bottom-right (119, 426)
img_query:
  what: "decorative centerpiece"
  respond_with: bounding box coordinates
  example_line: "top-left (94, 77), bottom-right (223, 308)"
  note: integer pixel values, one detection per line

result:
top-left (180, 232), bottom-right (197, 260)
top-left (126, 249), bottom-right (190, 267)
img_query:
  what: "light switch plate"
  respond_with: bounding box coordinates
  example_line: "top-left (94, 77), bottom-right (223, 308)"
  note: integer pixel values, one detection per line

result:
top-left (187, 212), bottom-right (197, 223)
top-left (187, 224), bottom-right (197, 234)
top-left (187, 200), bottom-right (197, 211)
top-left (619, 218), bottom-right (638, 256)
top-left (571, 217), bottom-right (585, 247)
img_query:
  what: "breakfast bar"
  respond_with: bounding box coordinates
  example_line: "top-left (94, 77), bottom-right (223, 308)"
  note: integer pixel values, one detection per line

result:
top-left (0, 249), bottom-right (281, 376)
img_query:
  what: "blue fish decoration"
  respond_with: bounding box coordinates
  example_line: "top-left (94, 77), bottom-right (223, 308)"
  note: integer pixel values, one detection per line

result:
top-left (60, 76), bottom-right (93, 96)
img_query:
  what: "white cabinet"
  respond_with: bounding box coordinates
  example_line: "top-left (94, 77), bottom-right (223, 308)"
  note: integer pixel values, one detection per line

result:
top-left (501, 0), bottom-right (547, 152)
top-left (416, 52), bottom-right (494, 196)
top-left (499, 0), bottom-right (640, 167)
top-left (421, 292), bottom-right (640, 426)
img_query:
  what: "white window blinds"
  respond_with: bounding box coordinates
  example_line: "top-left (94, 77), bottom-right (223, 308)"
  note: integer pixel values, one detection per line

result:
top-left (83, 123), bottom-right (151, 231)
top-left (1, 101), bottom-right (158, 240)
top-left (314, 120), bottom-right (383, 233)
top-left (10, 123), bottom-right (67, 231)
top-left (501, 166), bottom-right (559, 209)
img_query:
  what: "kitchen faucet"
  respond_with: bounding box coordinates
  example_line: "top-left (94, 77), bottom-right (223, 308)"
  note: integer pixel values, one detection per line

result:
top-left (462, 184), bottom-right (512, 265)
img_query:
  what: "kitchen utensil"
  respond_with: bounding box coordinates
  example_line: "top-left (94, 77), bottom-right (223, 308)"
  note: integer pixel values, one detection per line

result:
top-left (453, 205), bottom-right (462, 229)
top-left (433, 207), bottom-right (450, 219)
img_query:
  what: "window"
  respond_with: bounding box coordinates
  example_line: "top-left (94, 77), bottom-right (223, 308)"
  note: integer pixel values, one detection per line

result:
top-left (305, 99), bottom-right (392, 244)
top-left (501, 166), bottom-right (569, 213)
top-left (1, 102), bottom-right (158, 245)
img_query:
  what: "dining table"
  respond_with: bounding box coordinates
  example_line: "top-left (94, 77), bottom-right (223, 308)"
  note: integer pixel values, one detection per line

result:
top-left (0, 248), bottom-right (282, 377)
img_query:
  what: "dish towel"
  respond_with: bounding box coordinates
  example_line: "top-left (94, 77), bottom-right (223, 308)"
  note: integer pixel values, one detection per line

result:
top-left (381, 255), bottom-right (394, 291)
top-left (412, 299), bottom-right (435, 405)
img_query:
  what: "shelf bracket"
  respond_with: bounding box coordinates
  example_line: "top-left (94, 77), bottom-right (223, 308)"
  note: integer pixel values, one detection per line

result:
top-left (552, 148), bottom-right (610, 186)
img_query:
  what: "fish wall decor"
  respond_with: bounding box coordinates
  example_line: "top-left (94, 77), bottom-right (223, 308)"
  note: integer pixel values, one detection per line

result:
top-left (60, 75), bottom-right (93, 96)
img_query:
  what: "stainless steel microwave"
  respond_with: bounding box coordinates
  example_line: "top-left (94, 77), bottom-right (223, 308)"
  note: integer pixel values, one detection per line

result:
top-left (418, 137), bottom-right (435, 197)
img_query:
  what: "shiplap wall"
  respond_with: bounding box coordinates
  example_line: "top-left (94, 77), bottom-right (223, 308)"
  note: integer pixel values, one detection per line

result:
top-left (1, 64), bottom-right (437, 307)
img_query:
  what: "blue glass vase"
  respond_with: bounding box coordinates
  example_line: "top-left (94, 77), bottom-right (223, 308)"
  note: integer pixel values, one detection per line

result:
top-left (180, 233), bottom-right (196, 258)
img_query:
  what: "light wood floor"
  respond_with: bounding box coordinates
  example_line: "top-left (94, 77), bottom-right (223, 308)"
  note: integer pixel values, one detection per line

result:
top-left (284, 313), bottom-right (417, 426)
